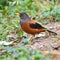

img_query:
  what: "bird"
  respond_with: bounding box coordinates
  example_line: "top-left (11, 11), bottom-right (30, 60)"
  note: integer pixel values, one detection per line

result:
top-left (19, 12), bottom-right (57, 42)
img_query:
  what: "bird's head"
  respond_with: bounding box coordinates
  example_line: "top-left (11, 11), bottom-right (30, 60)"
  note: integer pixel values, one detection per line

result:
top-left (19, 12), bottom-right (31, 22)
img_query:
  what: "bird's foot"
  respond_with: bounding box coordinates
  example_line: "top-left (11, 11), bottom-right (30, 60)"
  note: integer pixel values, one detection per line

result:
top-left (28, 35), bottom-right (35, 44)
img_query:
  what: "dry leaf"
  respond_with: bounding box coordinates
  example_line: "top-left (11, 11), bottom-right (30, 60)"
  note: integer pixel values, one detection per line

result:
top-left (0, 41), bottom-right (14, 45)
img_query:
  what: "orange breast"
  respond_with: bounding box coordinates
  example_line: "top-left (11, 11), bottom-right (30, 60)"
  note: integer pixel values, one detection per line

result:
top-left (21, 20), bottom-right (46, 35)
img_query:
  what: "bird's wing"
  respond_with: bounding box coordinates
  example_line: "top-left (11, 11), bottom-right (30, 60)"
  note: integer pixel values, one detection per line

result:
top-left (29, 22), bottom-right (44, 29)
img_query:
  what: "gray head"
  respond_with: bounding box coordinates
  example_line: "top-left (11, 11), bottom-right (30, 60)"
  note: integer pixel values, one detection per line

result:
top-left (19, 12), bottom-right (31, 21)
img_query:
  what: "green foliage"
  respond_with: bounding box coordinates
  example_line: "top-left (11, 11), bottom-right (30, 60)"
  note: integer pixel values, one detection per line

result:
top-left (33, 51), bottom-right (44, 60)
top-left (0, 47), bottom-right (44, 60)
top-left (40, 7), bottom-right (60, 21)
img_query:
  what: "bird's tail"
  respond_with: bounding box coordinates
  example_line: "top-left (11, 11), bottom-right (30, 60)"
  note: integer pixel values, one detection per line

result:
top-left (47, 30), bottom-right (57, 35)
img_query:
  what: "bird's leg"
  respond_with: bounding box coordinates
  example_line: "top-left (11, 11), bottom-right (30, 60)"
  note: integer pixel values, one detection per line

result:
top-left (29, 35), bottom-right (35, 42)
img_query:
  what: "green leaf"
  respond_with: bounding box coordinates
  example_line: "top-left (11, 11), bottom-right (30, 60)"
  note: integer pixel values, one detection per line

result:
top-left (0, 13), bottom-right (2, 17)
top-left (19, 56), bottom-right (28, 60)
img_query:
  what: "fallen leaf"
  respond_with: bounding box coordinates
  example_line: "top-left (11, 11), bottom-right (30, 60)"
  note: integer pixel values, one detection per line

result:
top-left (0, 41), bottom-right (14, 45)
